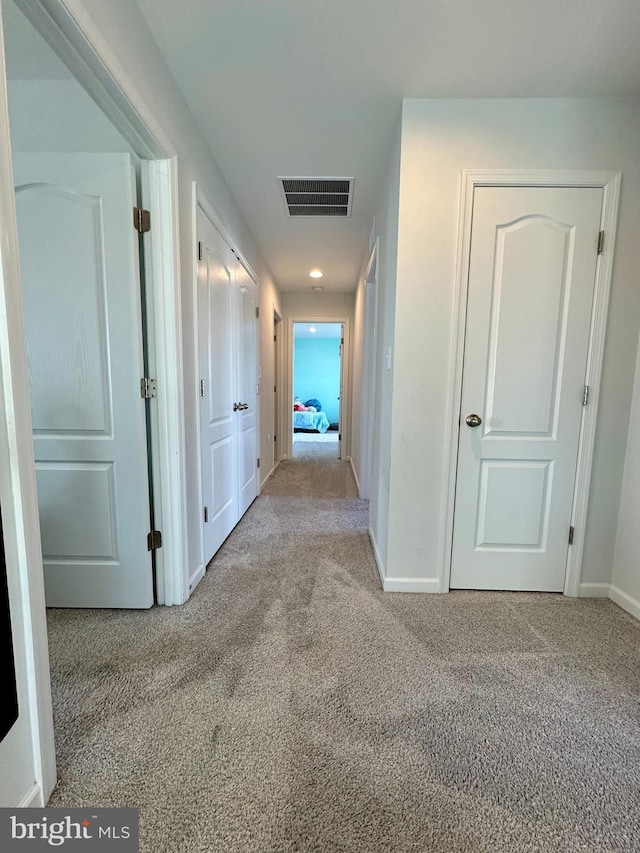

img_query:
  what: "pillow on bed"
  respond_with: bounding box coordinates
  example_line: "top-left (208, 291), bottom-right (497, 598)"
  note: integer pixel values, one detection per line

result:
top-left (305, 398), bottom-right (322, 411)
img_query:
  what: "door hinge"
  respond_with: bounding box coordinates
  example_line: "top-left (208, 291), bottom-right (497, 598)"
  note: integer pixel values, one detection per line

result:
top-left (274, 385), bottom-right (277, 393)
top-left (339, 433), bottom-right (342, 441)
top-left (597, 230), bottom-right (604, 254)
top-left (203, 506), bottom-right (209, 523)
top-left (274, 434), bottom-right (277, 442)
top-left (140, 377), bottom-right (157, 399)
top-left (133, 207), bottom-right (151, 233)
top-left (274, 335), bottom-right (277, 342)
top-left (200, 379), bottom-right (205, 398)
top-left (147, 529), bottom-right (162, 551)
top-left (256, 306), bottom-right (260, 319)
top-left (257, 457), bottom-right (261, 469)
top-left (198, 241), bottom-right (203, 261)
top-left (582, 385), bottom-right (589, 406)
top-left (568, 526), bottom-right (575, 545)
top-left (341, 337), bottom-right (344, 345)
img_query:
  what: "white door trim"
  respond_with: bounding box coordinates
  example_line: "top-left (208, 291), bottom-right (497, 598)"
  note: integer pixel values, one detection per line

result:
top-left (285, 316), bottom-right (352, 461)
top-left (140, 160), bottom-right (187, 605)
top-left (442, 170), bottom-right (621, 595)
top-left (13, 0), bottom-right (188, 605)
top-left (273, 302), bottom-right (287, 471)
top-left (360, 238), bottom-right (379, 499)
top-left (0, 4), bottom-right (56, 803)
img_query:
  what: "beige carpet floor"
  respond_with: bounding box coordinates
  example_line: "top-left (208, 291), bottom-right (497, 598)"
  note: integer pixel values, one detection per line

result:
top-left (46, 443), bottom-right (640, 851)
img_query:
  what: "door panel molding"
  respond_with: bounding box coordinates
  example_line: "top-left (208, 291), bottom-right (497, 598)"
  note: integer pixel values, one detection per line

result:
top-left (443, 170), bottom-right (621, 596)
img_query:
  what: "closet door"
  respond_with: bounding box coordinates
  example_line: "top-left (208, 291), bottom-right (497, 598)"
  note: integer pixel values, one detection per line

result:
top-left (197, 204), bottom-right (259, 565)
top-left (197, 205), bottom-right (238, 563)
top-left (236, 262), bottom-right (258, 515)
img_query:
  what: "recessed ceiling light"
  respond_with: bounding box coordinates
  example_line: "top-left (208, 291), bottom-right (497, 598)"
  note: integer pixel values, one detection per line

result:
top-left (309, 269), bottom-right (323, 279)
top-left (309, 326), bottom-right (317, 333)
top-left (312, 285), bottom-right (323, 293)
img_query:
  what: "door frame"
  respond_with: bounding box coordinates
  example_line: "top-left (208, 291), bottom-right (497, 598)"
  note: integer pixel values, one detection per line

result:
top-left (12, 0), bottom-right (188, 606)
top-left (359, 239), bottom-right (379, 499)
top-left (442, 170), bottom-right (621, 596)
top-left (272, 309), bottom-right (283, 474)
top-left (192, 184), bottom-right (260, 582)
top-left (285, 316), bottom-right (351, 461)
top-left (0, 9), bottom-right (56, 803)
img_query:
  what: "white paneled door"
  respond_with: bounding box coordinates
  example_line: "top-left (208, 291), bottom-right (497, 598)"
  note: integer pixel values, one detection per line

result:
top-left (197, 206), bottom-right (237, 562)
top-left (236, 262), bottom-right (258, 517)
top-left (197, 205), bottom-right (258, 565)
top-left (451, 186), bottom-right (604, 591)
top-left (14, 154), bottom-right (153, 608)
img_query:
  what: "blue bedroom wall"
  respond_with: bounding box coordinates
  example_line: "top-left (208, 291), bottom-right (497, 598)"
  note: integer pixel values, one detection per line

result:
top-left (294, 337), bottom-right (341, 424)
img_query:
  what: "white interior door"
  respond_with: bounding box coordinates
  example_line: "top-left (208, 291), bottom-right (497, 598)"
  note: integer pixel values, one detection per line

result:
top-left (451, 185), bottom-right (603, 591)
top-left (236, 262), bottom-right (258, 515)
top-left (14, 153), bottom-right (153, 608)
top-left (197, 205), bottom-right (237, 563)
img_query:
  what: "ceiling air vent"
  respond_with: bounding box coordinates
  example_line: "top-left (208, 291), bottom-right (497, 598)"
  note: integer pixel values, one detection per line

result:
top-left (279, 177), bottom-right (354, 217)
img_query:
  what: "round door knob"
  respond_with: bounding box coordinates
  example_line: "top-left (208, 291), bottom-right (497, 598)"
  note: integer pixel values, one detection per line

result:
top-left (465, 413), bottom-right (482, 428)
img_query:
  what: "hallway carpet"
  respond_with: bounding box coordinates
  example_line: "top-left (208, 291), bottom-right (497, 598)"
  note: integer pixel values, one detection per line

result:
top-left (47, 448), bottom-right (640, 852)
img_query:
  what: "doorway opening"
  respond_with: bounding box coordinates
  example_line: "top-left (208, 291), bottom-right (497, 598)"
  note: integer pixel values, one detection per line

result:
top-left (4, 0), bottom-right (185, 608)
top-left (292, 322), bottom-right (343, 459)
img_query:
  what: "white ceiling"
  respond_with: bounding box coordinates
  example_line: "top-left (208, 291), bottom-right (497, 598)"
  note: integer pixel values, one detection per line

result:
top-left (133, 0), bottom-right (640, 294)
top-left (20, 0), bottom-right (640, 294)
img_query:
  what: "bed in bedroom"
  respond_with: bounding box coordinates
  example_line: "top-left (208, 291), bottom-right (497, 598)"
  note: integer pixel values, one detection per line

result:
top-left (293, 398), bottom-right (330, 434)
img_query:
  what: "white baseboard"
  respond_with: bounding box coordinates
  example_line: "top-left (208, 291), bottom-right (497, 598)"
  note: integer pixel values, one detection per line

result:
top-left (609, 584), bottom-right (640, 621)
top-left (382, 577), bottom-right (442, 593)
top-left (579, 582), bottom-right (611, 598)
top-left (349, 458), bottom-right (361, 495)
top-left (368, 526), bottom-right (385, 589)
top-left (18, 783), bottom-right (44, 808)
top-left (188, 563), bottom-right (205, 598)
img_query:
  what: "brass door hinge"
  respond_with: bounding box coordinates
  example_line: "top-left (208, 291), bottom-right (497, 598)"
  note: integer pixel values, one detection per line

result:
top-left (147, 530), bottom-right (162, 551)
top-left (134, 207), bottom-right (151, 233)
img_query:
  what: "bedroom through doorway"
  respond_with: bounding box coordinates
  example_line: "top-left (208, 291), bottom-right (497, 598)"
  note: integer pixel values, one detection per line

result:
top-left (292, 322), bottom-right (342, 459)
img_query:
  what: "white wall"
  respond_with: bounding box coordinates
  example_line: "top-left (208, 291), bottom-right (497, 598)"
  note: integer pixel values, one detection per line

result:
top-left (259, 278), bottom-right (283, 484)
top-left (611, 333), bottom-right (640, 620)
top-left (8, 79), bottom-right (133, 153)
top-left (60, 0), bottom-right (282, 589)
top-left (282, 291), bottom-right (354, 319)
top-left (383, 97), bottom-right (640, 591)
top-left (367, 124), bottom-right (401, 578)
